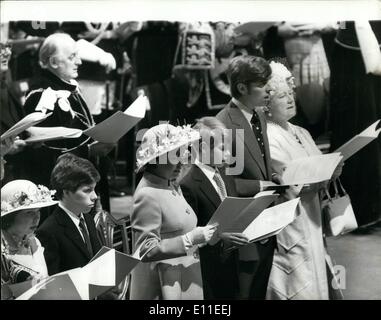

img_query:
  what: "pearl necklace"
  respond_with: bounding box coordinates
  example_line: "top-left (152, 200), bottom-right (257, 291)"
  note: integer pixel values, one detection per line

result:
top-left (268, 121), bottom-right (303, 146)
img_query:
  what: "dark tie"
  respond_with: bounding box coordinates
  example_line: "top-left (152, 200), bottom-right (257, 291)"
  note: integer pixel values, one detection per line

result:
top-left (213, 168), bottom-right (228, 200)
top-left (79, 216), bottom-right (93, 257)
top-left (250, 110), bottom-right (266, 160)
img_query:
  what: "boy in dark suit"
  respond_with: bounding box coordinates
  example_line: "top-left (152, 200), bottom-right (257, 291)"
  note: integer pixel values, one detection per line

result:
top-left (37, 153), bottom-right (101, 275)
top-left (181, 117), bottom-right (249, 299)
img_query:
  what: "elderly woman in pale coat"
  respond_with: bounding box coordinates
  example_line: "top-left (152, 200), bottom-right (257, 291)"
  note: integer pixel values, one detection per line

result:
top-left (130, 124), bottom-right (216, 300)
top-left (263, 62), bottom-right (344, 300)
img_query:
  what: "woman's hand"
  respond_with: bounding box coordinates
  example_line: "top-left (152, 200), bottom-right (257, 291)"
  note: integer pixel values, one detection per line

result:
top-left (218, 232), bottom-right (249, 247)
top-left (188, 225), bottom-right (217, 246)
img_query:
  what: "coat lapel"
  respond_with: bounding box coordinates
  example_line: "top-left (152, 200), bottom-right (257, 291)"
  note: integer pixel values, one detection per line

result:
top-left (227, 102), bottom-right (267, 177)
top-left (192, 166), bottom-right (222, 209)
top-left (55, 207), bottom-right (92, 260)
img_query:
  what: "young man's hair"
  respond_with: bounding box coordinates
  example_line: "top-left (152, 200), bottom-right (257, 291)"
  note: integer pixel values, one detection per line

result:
top-left (227, 55), bottom-right (272, 99)
top-left (193, 116), bottom-right (227, 151)
top-left (50, 153), bottom-right (100, 200)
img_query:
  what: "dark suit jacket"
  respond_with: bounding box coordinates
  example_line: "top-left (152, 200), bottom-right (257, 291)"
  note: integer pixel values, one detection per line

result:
top-left (36, 206), bottom-right (101, 276)
top-left (216, 100), bottom-right (276, 293)
top-left (216, 100), bottom-right (272, 197)
top-left (181, 165), bottom-right (240, 300)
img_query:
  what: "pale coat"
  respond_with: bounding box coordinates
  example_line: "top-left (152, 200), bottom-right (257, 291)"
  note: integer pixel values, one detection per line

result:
top-left (129, 172), bottom-right (203, 300)
top-left (266, 122), bottom-right (329, 300)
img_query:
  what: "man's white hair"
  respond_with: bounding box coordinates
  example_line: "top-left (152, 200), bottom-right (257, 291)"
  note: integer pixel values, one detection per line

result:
top-left (39, 33), bottom-right (74, 68)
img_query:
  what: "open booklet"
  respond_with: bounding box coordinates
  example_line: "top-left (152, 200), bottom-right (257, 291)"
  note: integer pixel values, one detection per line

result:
top-left (335, 119), bottom-right (381, 161)
top-left (83, 94), bottom-right (148, 143)
top-left (15, 246), bottom-right (141, 300)
top-left (24, 126), bottom-right (83, 143)
top-left (207, 191), bottom-right (279, 245)
top-left (280, 152), bottom-right (343, 185)
top-left (242, 197), bottom-right (300, 243)
top-left (1, 112), bottom-right (51, 141)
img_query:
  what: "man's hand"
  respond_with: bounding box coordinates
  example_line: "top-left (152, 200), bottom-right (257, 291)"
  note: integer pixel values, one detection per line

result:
top-left (1, 136), bottom-right (26, 155)
top-left (271, 173), bottom-right (284, 185)
top-left (99, 52), bottom-right (117, 73)
top-left (219, 232), bottom-right (250, 247)
top-left (89, 141), bottom-right (116, 157)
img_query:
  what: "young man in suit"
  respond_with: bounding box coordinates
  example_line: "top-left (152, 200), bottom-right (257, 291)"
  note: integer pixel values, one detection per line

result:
top-left (181, 116), bottom-right (250, 299)
top-left (36, 153), bottom-right (101, 275)
top-left (216, 55), bottom-right (284, 299)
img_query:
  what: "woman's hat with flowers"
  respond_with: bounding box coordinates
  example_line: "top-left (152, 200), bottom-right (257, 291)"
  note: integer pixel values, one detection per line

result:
top-left (136, 123), bottom-right (200, 172)
top-left (1, 180), bottom-right (58, 217)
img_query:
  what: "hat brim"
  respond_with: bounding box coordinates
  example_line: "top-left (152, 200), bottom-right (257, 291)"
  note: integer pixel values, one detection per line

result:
top-left (136, 136), bottom-right (199, 173)
top-left (1, 200), bottom-right (58, 217)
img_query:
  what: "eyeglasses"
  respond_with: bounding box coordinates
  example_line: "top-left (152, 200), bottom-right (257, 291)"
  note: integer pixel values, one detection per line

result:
top-left (0, 43), bottom-right (12, 58)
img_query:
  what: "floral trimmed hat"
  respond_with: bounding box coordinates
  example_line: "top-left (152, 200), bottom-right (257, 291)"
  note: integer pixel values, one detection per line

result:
top-left (136, 123), bottom-right (200, 173)
top-left (1, 180), bottom-right (58, 217)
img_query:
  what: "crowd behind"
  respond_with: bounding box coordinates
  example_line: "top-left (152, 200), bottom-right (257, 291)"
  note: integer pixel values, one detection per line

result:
top-left (1, 20), bottom-right (380, 300)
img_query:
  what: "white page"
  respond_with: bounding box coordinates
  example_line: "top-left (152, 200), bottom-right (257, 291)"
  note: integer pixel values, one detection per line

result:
top-left (243, 198), bottom-right (300, 242)
top-left (281, 153), bottom-right (343, 185)
top-left (24, 126), bottom-right (82, 143)
top-left (207, 194), bottom-right (278, 245)
top-left (1, 112), bottom-right (51, 141)
top-left (335, 120), bottom-right (381, 161)
top-left (82, 248), bottom-right (116, 286)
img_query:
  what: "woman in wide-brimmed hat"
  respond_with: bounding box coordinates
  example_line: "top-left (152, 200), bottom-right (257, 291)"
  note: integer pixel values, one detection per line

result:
top-left (1, 179), bottom-right (57, 299)
top-left (130, 123), bottom-right (217, 300)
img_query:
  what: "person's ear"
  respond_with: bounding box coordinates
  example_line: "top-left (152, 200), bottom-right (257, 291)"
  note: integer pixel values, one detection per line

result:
top-left (236, 83), bottom-right (248, 96)
top-left (62, 189), bottom-right (71, 199)
top-left (49, 56), bottom-right (60, 69)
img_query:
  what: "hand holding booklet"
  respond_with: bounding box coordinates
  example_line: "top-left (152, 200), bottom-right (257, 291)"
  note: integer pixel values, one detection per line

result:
top-left (83, 94), bottom-right (148, 143)
top-left (335, 119), bottom-right (381, 161)
top-left (16, 246), bottom-right (141, 300)
top-left (280, 153), bottom-right (343, 185)
top-left (242, 198), bottom-right (300, 242)
top-left (207, 191), bottom-right (279, 245)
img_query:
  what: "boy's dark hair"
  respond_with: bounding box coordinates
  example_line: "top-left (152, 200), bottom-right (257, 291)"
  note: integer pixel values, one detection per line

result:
top-left (227, 55), bottom-right (272, 99)
top-left (50, 153), bottom-right (100, 200)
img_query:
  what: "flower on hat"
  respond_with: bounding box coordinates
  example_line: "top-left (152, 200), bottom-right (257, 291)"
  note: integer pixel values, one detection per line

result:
top-left (1, 184), bottom-right (56, 216)
top-left (136, 124), bottom-right (200, 171)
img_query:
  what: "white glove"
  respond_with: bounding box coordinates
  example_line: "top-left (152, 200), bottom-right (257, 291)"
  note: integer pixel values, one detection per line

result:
top-left (99, 52), bottom-right (116, 72)
top-left (186, 225), bottom-right (217, 246)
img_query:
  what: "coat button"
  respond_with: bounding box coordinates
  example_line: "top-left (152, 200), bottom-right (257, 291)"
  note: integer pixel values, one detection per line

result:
top-left (186, 208), bottom-right (191, 215)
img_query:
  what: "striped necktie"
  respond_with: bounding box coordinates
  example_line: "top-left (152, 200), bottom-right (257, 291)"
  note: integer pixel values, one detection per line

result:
top-left (79, 216), bottom-right (93, 256)
top-left (213, 168), bottom-right (227, 200)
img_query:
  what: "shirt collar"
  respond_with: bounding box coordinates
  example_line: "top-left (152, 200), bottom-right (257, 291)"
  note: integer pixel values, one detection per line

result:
top-left (42, 69), bottom-right (79, 92)
top-left (59, 202), bottom-right (83, 224)
top-left (232, 97), bottom-right (253, 124)
top-left (195, 159), bottom-right (216, 181)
